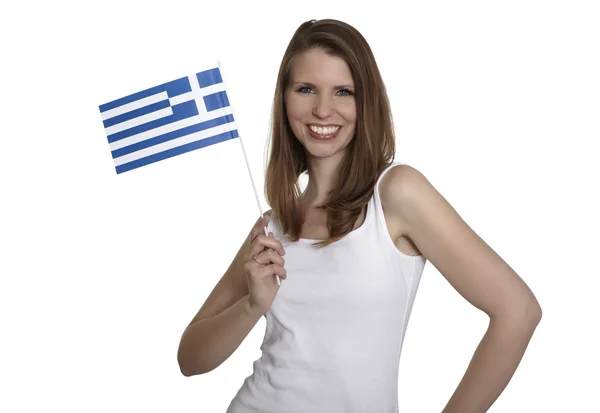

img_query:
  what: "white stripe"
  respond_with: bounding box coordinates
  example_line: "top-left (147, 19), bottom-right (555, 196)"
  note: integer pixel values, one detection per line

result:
top-left (101, 92), bottom-right (169, 121)
top-left (113, 122), bottom-right (238, 166)
top-left (108, 106), bottom-right (233, 150)
top-left (188, 73), bottom-right (205, 114)
top-left (104, 107), bottom-right (173, 135)
top-left (168, 82), bottom-right (225, 106)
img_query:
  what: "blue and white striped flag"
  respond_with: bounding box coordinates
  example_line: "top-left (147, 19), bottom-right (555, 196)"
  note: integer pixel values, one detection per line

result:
top-left (99, 66), bottom-right (239, 174)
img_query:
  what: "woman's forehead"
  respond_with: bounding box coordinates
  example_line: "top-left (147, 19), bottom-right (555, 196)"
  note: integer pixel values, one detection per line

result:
top-left (289, 50), bottom-right (353, 85)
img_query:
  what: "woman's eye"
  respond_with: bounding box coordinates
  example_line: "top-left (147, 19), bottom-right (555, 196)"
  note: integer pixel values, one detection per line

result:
top-left (296, 87), bottom-right (354, 96)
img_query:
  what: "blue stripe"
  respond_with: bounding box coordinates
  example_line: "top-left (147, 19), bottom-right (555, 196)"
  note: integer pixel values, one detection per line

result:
top-left (111, 114), bottom-right (235, 158)
top-left (196, 68), bottom-right (222, 88)
top-left (103, 99), bottom-right (170, 128)
top-left (115, 129), bottom-right (239, 174)
top-left (204, 91), bottom-right (230, 112)
top-left (107, 100), bottom-right (198, 143)
top-left (99, 76), bottom-right (191, 113)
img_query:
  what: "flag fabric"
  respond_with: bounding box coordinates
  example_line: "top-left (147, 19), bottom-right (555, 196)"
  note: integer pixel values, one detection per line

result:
top-left (99, 66), bottom-right (239, 174)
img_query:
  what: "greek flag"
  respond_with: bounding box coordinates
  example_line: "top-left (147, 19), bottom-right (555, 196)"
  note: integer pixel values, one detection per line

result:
top-left (99, 66), bottom-right (239, 174)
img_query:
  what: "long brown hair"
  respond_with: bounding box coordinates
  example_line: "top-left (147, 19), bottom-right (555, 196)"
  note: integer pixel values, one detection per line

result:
top-left (264, 18), bottom-right (396, 248)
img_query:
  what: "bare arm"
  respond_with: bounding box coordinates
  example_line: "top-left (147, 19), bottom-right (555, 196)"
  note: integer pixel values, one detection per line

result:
top-left (178, 295), bottom-right (264, 376)
top-left (177, 211), bottom-right (285, 376)
top-left (381, 165), bottom-right (543, 412)
top-left (441, 313), bottom-right (541, 413)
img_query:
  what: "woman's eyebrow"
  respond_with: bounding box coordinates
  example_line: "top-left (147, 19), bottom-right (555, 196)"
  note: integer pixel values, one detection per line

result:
top-left (293, 81), bottom-right (354, 89)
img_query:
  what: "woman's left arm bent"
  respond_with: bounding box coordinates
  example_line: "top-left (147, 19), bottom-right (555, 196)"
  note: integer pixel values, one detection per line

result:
top-left (379, 164), bottom-right (542, 413)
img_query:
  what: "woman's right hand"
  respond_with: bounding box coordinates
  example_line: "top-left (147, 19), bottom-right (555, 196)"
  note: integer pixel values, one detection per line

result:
top-left (244, 214), bottom-right (287, 314)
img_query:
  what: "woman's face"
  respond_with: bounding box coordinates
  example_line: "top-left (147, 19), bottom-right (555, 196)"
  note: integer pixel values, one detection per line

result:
top-left (284, 48), bottom-right (357, 161)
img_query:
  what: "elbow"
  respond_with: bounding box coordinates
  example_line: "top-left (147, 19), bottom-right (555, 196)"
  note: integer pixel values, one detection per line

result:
top-left (177, 324), bottom-right (222, 377)
top-left (178, 355), bottom-right (201, 377)
top-left (177, 327), bottom-right (205, 377)
top-left (177, 340), bottom-right (201, 377)
top-left (178, 355), bottom-right (193, 377)
top-left (178, 347), bottom-right (206, 377)
top-left (516, 289), bottom-right (543, 324)
top-left (527, 295), bottom-right (543, 325)
top-left (177, 349), bottom-right (213, 377)
top-left (180, 367), bottom-right (195, 377)
top-left (178, 352), bottom-right (193, 377)
top-left (494, 299), bottom-right (542, 328)
top-left (532, 304), bottom-right (543, 323)
top-left (179, 361), bottom-right (215, 377)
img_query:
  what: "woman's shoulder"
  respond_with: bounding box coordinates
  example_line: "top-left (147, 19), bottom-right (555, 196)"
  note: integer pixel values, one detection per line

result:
top-left (377, 163), bottom-right (423, 239)
top-left (378, 163), bottom-right (422, 202)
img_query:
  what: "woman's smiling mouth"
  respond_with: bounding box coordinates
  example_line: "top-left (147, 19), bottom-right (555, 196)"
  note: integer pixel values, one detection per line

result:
top-left (307, 124), bottom-right (342, 140)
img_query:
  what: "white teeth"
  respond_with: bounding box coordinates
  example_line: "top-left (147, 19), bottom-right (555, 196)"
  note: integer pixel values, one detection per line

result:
top-left (309, 125), bottom-right (340, 135)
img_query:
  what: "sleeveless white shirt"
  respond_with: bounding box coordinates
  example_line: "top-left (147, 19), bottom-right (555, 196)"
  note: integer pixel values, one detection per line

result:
top-left (226, 162), bottom-right (427, 413)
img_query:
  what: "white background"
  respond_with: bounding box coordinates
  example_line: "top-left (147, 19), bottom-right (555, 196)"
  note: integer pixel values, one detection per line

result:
top-left (1, 0), bottom-right (598, 412)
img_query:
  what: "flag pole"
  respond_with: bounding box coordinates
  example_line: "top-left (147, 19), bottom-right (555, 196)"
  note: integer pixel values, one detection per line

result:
top-left (217, 60), bottom-right (281, 285)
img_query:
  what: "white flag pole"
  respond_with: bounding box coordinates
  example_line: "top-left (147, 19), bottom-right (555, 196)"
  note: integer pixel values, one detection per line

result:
top-left (217, 60), bottom-right (281, 285)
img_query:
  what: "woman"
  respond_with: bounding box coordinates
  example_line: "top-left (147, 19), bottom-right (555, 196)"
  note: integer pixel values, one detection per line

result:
top-left (177, 19), bottom-right (542, 413)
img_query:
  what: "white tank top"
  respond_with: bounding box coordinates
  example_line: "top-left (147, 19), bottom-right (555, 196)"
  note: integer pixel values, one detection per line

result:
top-left (226, 161), bottom-right (427, 413)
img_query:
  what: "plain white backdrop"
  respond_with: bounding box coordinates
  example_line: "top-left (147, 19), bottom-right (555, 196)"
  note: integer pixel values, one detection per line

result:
top-left (1, 0), bottom-right (598, 412)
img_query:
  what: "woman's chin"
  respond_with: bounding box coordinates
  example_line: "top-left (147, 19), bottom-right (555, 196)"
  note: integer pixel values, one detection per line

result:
top-left (303, 144), bottom-right (351, 160)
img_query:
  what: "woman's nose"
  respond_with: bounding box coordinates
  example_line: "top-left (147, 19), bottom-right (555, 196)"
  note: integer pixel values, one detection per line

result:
top-left (312, 95), bottom-right (334, 118)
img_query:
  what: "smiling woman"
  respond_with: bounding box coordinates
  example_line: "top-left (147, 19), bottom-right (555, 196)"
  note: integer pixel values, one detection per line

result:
top-left (177, 17), bottom-right (542, 413)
